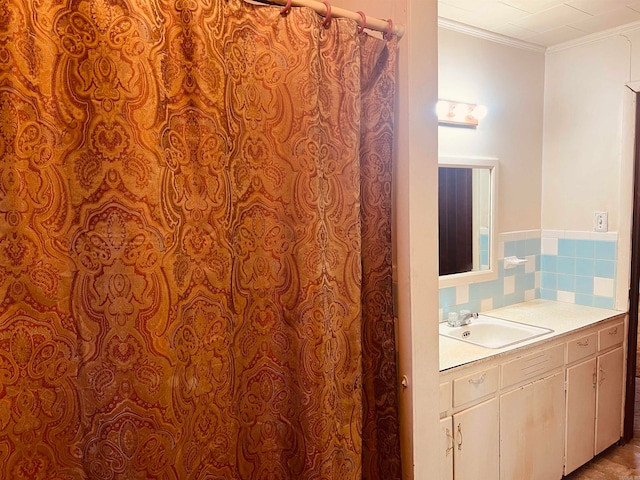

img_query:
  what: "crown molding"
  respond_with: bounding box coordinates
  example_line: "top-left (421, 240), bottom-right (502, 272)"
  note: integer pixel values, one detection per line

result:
top-left (438, 18), bottom-right (546, 53)
top-left (546, 20), bottom-right (640, 54)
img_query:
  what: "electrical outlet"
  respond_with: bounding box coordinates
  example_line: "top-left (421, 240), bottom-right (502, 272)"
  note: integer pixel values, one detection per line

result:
top-left (594, 212), bottom-right (608, 232)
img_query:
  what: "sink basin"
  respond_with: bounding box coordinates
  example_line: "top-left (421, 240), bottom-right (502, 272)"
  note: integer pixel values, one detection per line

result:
top-left (439, 315), bottom-right (553, 349)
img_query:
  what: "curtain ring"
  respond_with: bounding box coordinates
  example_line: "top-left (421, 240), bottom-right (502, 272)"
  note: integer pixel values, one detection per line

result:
top-left (280, 0), bottom-right (292, 16)
top-left (356, 10), bottom-right (366, 34)
top-left (384, 18), bottom-right (394, 40)
top-left (322, 0), bottom-right (332, 28)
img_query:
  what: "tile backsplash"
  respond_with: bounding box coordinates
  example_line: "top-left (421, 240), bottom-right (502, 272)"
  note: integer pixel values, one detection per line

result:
top-left (439, 229), bottom-right (618, 321)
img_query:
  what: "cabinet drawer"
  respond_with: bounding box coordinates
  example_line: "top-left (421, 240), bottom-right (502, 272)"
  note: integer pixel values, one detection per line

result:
top-left (599, 322), bottom-right (624, 351)
top-left (502, 344), bottom-right (564, 388)
top-left (567, 333), bottom-right (597, 364)
top-left (453, 366), bottom-right (498, 407)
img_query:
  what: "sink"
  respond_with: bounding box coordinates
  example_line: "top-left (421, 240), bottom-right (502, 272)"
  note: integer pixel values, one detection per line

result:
top-left (439, 315), bottom-right (553, 349)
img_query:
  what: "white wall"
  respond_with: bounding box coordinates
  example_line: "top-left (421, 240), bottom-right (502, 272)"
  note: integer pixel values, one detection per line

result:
top-left (543, 36), bottom-right (630, 233)
top-left (543, 32), bottom-right (637, 310)
top-left (439, 28), bottom-right (546, 234)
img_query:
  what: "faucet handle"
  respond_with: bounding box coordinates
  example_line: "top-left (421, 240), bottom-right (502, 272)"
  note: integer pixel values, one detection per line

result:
top-left (447, 311), bottom-right (460, 327)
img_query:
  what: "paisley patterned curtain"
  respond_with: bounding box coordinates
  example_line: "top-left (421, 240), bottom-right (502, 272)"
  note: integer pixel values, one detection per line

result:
top-left (0, 0), bottom-right (399, 478)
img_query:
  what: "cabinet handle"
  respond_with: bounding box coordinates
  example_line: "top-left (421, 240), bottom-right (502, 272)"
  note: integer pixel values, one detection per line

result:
top-left (599, 367), bottom-right (606, 386)
top-left (592, 369), bottom-right (597, 389)
top-left (468, 373), bottom-right (486, 385)
top-left (577, 339), bottom-right (590, 347)
top-left (445, 428), bottom-right (455, 456)
top-left (608, 327), bottom-right (618, 335)
top-left (457, 423), bottom-right (463, 451)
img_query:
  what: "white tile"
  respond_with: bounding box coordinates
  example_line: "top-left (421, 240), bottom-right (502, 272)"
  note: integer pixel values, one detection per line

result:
top-left (491, 22), bottom-right (539, 39)
top-left (593, 277), bottom-right (615, 297)
top-left (525, 255), bottom-right (536, 273)
top-left (542, 237), bottom-right (558, 255)
top-left (567, 0), bottom-right (634, 15)
top-left (525, 289), bottom-right (536, 301)
top-left (535, 271), bottom-right (541, 289)
top-left (513, 4), bottom-right (592, 33)
top-left (438, 2), bottom-right (476, 22)
top-left (543, 229), bottom-right (565, 238)
top-left (565, 230), bottom-right (592, 240)
top-left (526, 25), bottom-right (588, 45)
top-left (456, 284), bottom-right (469, 305)
top-left (498, 241), bottom-right (505, 260)
top-left (439, 308), bottom-right (444, 322)
top-left (440, 0), bottom-right (495, 12)
top-left (590, 231), bottom-right (618, 241)
top-left (557, 290), bottom-right (576, 303)
top-left (569, 7), bottom-right (640, 33)
top-left (504, 276), bottom-right (515, 295)
top-left (481, 298), bottom-right (494, 312)
top-left (468, 2), bottom-right (532, 29)
top-left (501, 0), bottom-right (567, 14)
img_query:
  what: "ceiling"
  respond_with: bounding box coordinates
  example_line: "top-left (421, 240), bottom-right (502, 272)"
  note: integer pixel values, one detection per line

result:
top-left (439, 0), bottom-right (640, 47)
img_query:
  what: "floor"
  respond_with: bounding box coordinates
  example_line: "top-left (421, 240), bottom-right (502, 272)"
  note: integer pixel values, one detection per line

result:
top-left (564, 379), bottom-right (640, 479)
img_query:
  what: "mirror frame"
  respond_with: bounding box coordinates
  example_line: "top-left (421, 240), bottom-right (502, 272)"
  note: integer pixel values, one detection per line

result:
top-left (438, 156), bottom-right (499, 289)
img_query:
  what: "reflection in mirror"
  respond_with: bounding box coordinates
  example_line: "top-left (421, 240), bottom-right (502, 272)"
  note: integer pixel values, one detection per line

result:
top-left (438, 157), bottom-right (498, 287)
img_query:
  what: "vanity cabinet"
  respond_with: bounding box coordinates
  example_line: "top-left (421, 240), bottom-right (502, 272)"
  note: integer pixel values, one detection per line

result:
top-left (453, 398), bottom-right (499, 480)
top-left (439, 399), bottom-right (499, 480)
top-left (440, 314), bottom-right (626, 480)
top-left (595, 346), bottom-right (624, 454)
top-left (565, 323), bottom-right (624, 475)
top-left (565, 357), bottom-right (597, 474)
top-left (500, 372), bottom-right (565, 480)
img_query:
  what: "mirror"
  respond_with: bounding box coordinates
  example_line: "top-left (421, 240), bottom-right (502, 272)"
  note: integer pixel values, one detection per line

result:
top-left (439, 156), bottom-right (498, 288)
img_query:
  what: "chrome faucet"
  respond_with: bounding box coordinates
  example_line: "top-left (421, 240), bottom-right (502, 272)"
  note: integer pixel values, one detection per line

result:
top-left (459, 311), bottom-right (478, 326)
top-left (447, 311), bottom-right (478, 327)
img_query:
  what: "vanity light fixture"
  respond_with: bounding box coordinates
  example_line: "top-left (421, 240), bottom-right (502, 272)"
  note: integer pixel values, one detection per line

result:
top-left (436, 100), bottom-right (487, 128)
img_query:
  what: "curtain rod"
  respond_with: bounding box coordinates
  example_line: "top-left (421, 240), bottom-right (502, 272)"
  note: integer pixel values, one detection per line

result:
top-left (243, 0), bottom-right (405, 39)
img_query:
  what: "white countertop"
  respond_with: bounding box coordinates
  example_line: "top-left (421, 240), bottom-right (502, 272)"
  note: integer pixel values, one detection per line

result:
top-left (440, 299), bottom-right (625, 372)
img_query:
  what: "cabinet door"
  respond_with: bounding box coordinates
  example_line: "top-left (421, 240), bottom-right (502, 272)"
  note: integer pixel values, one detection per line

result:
top-left (565, 358), bottom-right (597, 475)
top-left (453, 397), bottom-right (499, 480)
top-left (500, 372), bottom-right (565, 480)
top-left (595, 346), bottom-right (624, 454)
top-left (440, 416), bottom-right (454, 480)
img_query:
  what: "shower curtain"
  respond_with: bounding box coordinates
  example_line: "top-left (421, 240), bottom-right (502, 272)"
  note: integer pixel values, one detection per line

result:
top-left (0, 0), bottom-right (399, 478)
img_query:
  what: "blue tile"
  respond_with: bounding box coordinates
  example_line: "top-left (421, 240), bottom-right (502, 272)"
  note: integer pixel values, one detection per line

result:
top-left (541, 272), bottom-right (557, 289)
top-left (535, 255), bottom-right (541, 271)
top-left (575, 276), bottom-right (594, 295)
top-left (593, 296), bottom-right (614, 309)
top-left (540, 289), bottom-right (557, 300)
top-left (557, 257), bottom-right (575, 275)
top-left (524, 272), bottom-right (535, 290)
top-left (594, 260), bottom-right (615, 279)
top-left (558, 239), bottom-right (575, 257)
top-left (575, 240), bottom-right (595, 258)
top-left (480, 234), bottom-right (489, 249)
top-left (541, 255), bottom-right (557, 272)
top-left (439, 287), bottom-right (457, 307)
top-left (525, 238), bottom-right (541, 256)
top-left (504, 291), bottom-right (525, 307)
top-left (575, 258), bottom-right (595, 277)
top-left (469, 281), bottom-right (492, 301)
top-left (557, 274), bottom-right (575, 292)
top-left (575, 294), bottom-right (593, 306)
top-left (480, 249), bottom-right (489, 267)
top-left (504, 241), bottom-right (517, 257)
top-left (516, 239), bottom-right (527, 258)
top-left (595, 241), bottom-right (616, 260)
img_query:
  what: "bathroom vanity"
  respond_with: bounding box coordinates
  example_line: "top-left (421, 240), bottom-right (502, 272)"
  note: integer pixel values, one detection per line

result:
top-left (439, 299), bottom-right (626, 480)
